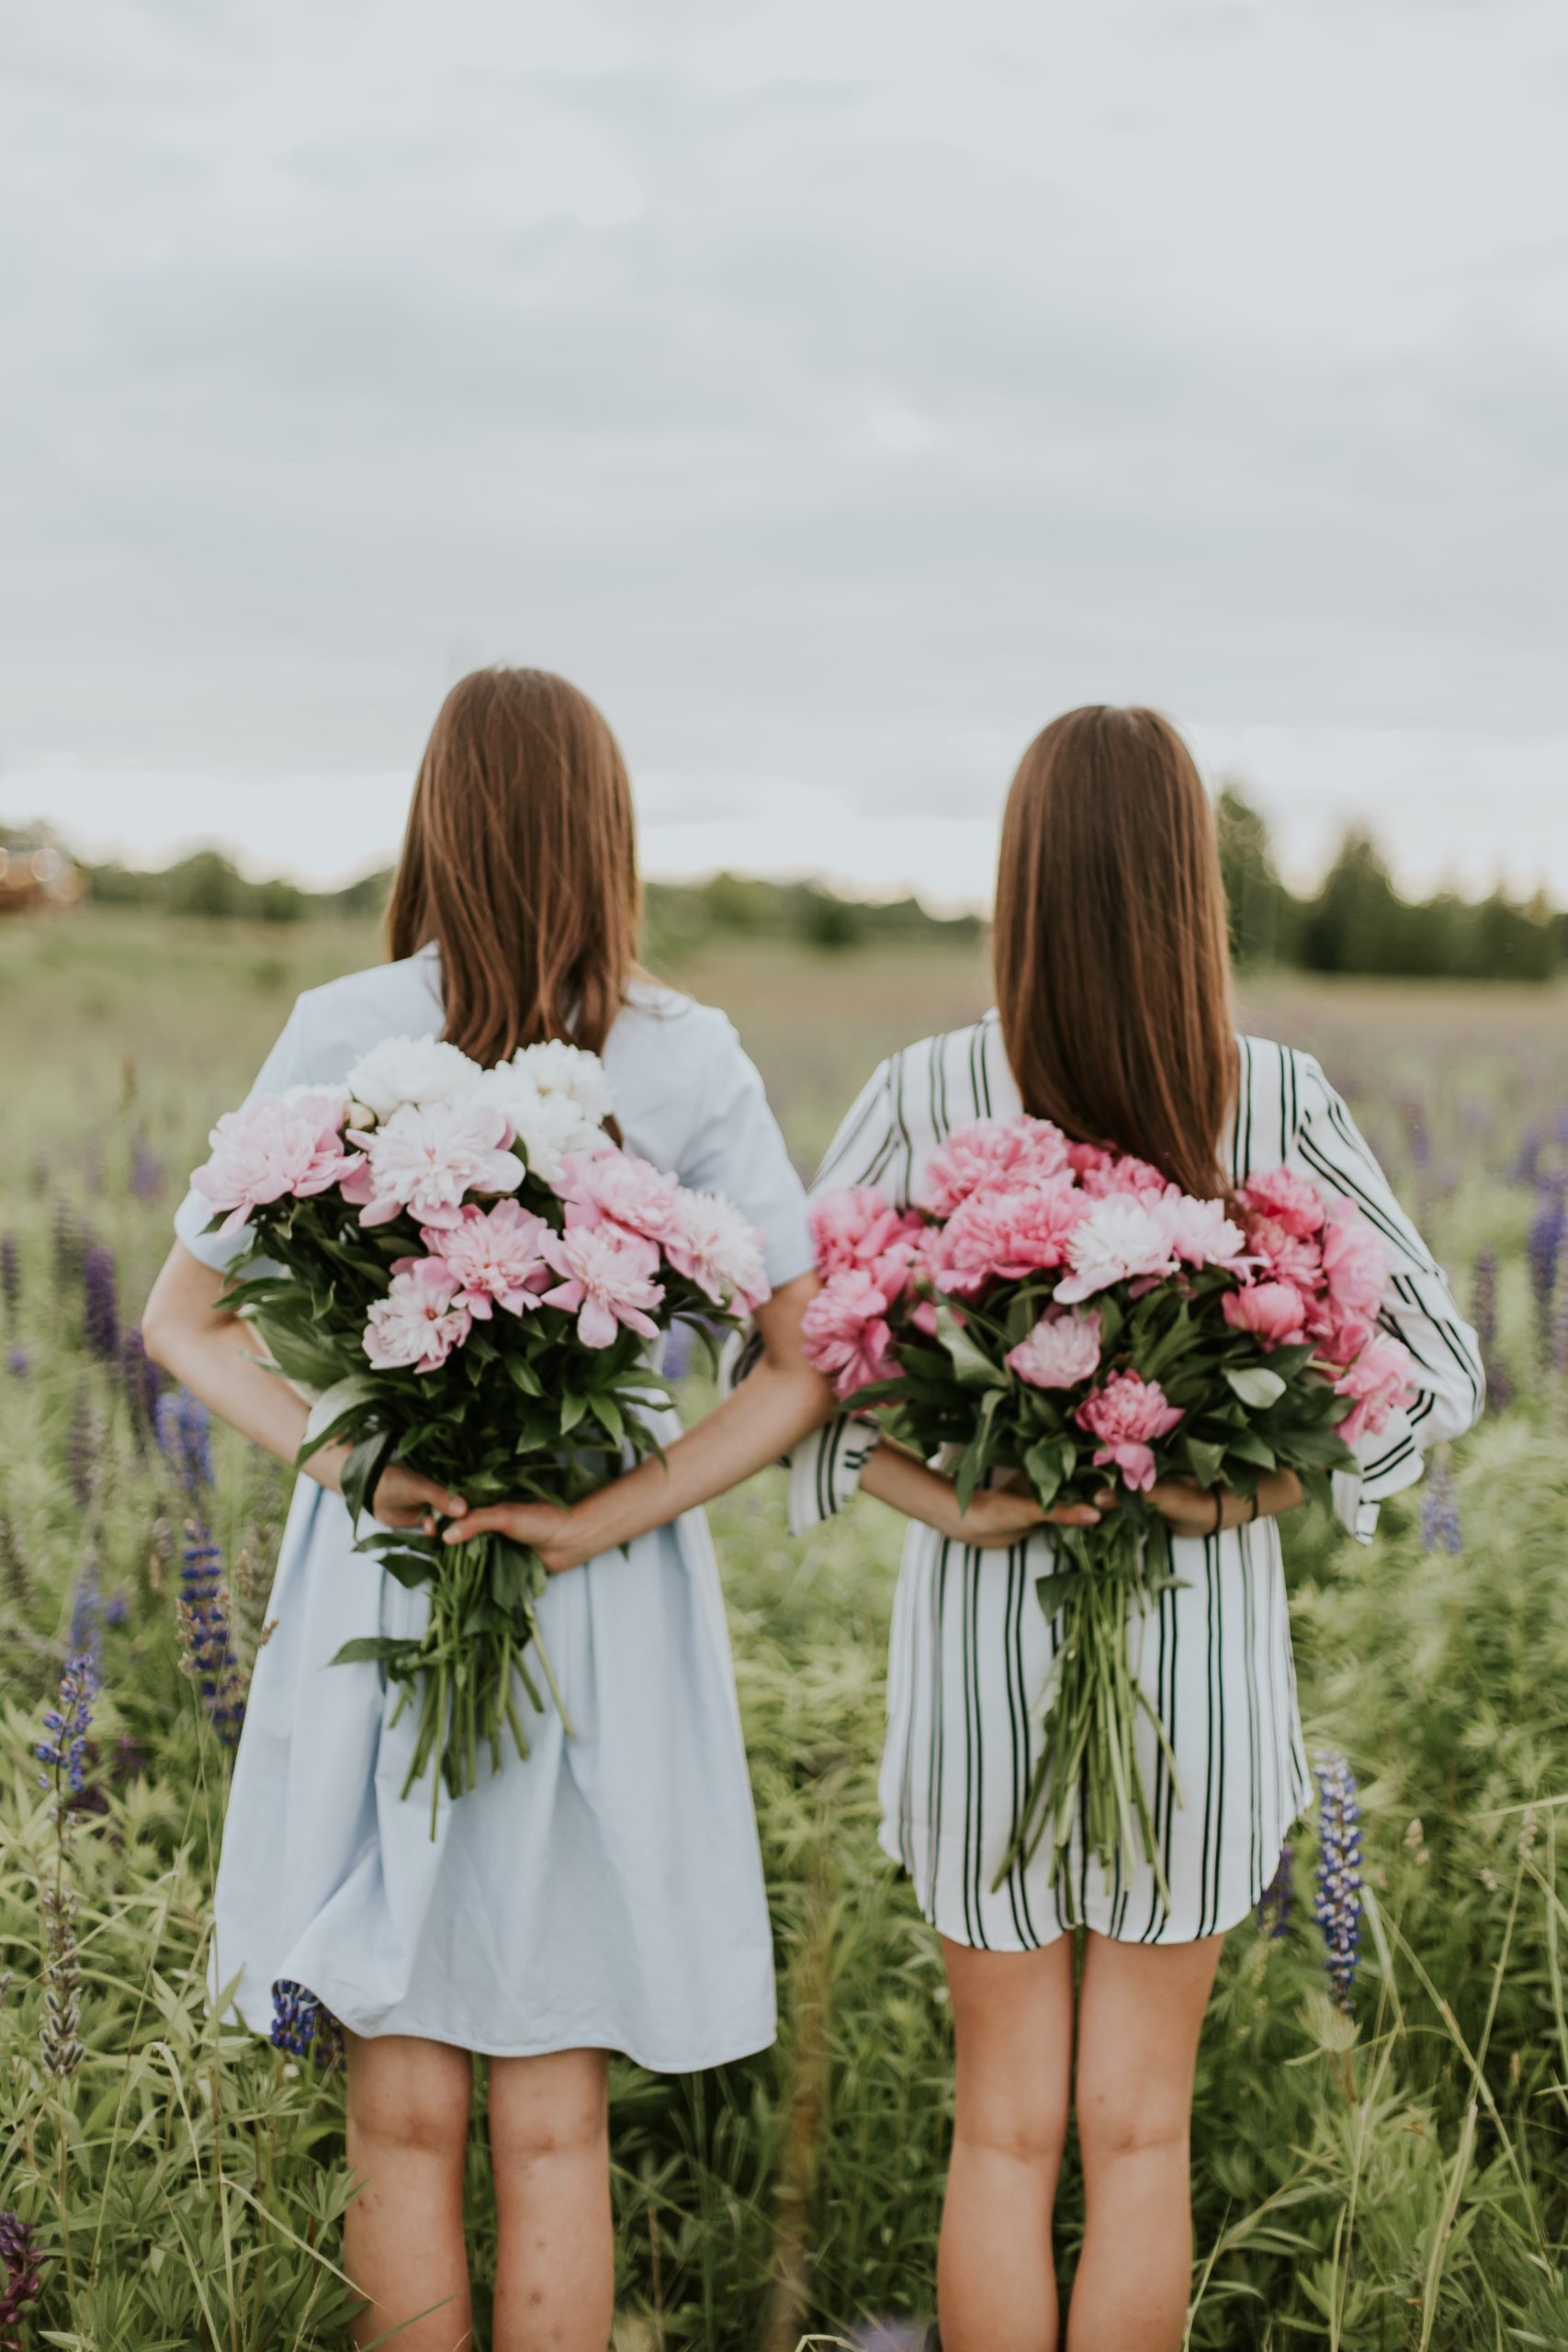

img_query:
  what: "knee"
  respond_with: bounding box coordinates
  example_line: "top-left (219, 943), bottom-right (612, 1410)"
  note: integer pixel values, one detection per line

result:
top-left (954, 2086), bottom-right (1070, 2174)
top-left (348, 2066), bottom-right (471, 2163)
top-left (1075, 2082), bottom-right (1189, 2172)
top-left (489, 2068), bottom-right (608, 2173)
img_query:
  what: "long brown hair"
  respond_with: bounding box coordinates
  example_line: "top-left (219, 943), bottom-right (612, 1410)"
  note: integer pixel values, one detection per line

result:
top-left (386, 667), bottom-right (640, 1066)
top-left (992, 705), bottom-right (1236, 1199)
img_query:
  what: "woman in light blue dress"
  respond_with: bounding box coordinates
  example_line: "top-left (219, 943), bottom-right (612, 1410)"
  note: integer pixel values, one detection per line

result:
top-left (143, 668), bottom-right (1041, 2352)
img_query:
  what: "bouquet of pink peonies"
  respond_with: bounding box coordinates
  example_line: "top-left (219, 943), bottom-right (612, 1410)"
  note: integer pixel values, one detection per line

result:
top-left (188, 1034), bottom-right (769, 1825)
top-left (802, 1116), bottom-right (1416, 1901)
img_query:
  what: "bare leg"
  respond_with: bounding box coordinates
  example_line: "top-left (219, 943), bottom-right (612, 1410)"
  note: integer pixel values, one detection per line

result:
top-left (489, 2047), bottom-right (614, 2352)
top-left (1066, 1931), bottom-right (1224, 2352)
top-left (937, 1933), bottom-right (1076, 2352)
top-left (344, 2030), bottom-right (474, 2351)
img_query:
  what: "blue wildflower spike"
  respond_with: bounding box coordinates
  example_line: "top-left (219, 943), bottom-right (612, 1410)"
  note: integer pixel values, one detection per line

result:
top-left (1312, 1748), bottom-right (1362, 2013)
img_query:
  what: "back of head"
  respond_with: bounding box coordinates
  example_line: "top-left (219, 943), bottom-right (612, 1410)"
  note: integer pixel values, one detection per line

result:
top-left (386, 667), bottom-right (639, 1066)
top-left (992, 705), bottom-right (1235, 1199)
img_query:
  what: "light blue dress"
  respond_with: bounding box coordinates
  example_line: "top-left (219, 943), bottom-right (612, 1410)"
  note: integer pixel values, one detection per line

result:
top-left (174, 947), bottom-right (815, 2068)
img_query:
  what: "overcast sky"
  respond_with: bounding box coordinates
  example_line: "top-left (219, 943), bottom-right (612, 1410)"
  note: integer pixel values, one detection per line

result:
top-left (3, 2), bottom-right (1564, 904)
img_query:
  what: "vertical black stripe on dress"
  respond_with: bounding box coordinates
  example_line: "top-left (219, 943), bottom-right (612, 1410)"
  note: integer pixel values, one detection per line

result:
top-left (926, 1541), bottom-right (950, 1919)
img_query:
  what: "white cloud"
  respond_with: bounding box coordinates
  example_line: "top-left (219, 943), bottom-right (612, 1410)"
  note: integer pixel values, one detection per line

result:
top-left (1, 0), bottom-right (1564, 893)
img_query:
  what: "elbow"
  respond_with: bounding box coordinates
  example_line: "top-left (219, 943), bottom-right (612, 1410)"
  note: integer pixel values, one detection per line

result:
top-left (140, 1299), bottom-right (178, 1374)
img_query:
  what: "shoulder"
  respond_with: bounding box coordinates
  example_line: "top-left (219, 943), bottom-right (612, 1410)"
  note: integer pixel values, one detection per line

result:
top-left (287, 947), bottom-right (445, 1080)
top-left (877, 1011), bottom-right (1017, 1134)
top-left (1232, 1034), bottom-right (1335, 1173)
top-left (606, 977), bottom-right (748, 1070)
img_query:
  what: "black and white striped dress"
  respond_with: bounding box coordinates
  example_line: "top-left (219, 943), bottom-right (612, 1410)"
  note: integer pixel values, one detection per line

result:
top-left (784, 1018), bottom-right (1483, 1950)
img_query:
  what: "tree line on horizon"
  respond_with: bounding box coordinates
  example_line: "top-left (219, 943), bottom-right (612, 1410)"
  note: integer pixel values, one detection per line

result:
top-left (12, 788), bottom-right (1565, 981)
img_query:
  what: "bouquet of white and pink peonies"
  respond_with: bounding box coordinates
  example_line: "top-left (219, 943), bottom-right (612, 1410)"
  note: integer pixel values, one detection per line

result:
top-left (802, 1114), bottom-right (1416, 1899)
top-left (188, 1035), bottom-right (769, 1823)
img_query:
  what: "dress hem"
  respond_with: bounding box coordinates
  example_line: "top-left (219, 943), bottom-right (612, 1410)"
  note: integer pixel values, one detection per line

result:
top-left (228, 1984), bottom-right (778, 2075)
top-left (876, 1786), bottom-right (1311, 1952)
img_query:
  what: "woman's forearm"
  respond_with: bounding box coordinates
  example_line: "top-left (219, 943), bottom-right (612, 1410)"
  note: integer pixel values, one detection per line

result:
top-left (561, 1357), bottom-right (834, 1563)
top-left (142, 1248), bottom-right (344, 1491)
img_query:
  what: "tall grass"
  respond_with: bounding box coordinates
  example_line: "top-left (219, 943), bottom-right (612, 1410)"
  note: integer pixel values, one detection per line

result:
top-left (2, 910), bottom-right (1566, 2346)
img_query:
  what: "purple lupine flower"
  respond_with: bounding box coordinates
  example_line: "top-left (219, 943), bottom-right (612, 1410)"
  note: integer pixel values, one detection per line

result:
top-left (119, 1323), bottom-right (165, 1452)
top-left (270, 1977), bottom-right (344, 2069)
top-left (155, 1388), bottom-right (213, 1498)
top-left (51, 1200), bottom-right (86, 1289)
top-left (69, 1557), bottom-right (102, 1664)
top-left (1257, 1844), bottom-right (1293, 1939)
top-left (5, 1347), bottom-right (27, 1380)
top-left (1420, 1453), bottom-right (1462, 1555)
top-left (1471, 1249), bottom-right (1511, 1413)
top-left (177, 1522), bottom-right (245, 1742)
top-left (1554, 1284), bottom-right (1568, 1378)
top-left (129, 1137), bottom-right (165, 1201)
top-left (103, 1587), bottom-right (130, 1627)
top-left (1510, 1123), bottom-right (1544, 1186)
top-left (0, 2210), bottom-right (44, 2347)
top-left (82, 1241), bottom-right (120, 1362)
top-left (1528, 1185), bottom-right (1566, 1362)
top-left (1313, 1749), bottom-right (1362, 2014)
top-left (0, 1235), bottom-right (18, 1318)
top-left (65, 1386), bottom-right (97, 1509)
top-left (35, 1653), bottom-right (99, 1800)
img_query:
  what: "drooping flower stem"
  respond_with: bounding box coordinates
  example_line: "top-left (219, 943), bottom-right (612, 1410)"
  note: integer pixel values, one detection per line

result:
top-left (998, 1510), bottom-right (1179, 1909)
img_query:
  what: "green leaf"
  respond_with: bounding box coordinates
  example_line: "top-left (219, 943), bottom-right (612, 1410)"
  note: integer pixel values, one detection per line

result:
top-left (934, 1305), bottom-right (1009, 1390)
top-left (1225, 1428), bottom-right (1279, 1470)
top-left (506, 1355), bottom-right (545, 1396)
top-left (302, 1372), bottom-right (381, 1446)
top-left (329, 1635), bottom-right (416, 1668)
top-left (340, 1430), bottom-right (397, 1525)
top-left (1184, 1436), bottom-right (1225, 1489)
top-left (1224, 1364), bottom-right (1287, 1411)
top-left (558, 1392), bottom-right (587, 1435)
top-left (1023, 1439), bottom-right (1066, 1510)
top-left (380, 1552), bottom-right (436, 1591)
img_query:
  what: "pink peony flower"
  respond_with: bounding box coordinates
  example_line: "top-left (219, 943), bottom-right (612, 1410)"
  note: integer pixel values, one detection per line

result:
top-left (1244, 1213), bottom-right (1324, 1294)
top-left (1054, 1194), bottom-right (1179, 1305)
top-left (419, 1199), bottom-right (553, 1318)
top-left (1333, 1329), bottom-right (1418, 1443)
top-left (1066, 1139), bottom-right (1114, 1181)
top-left (363, 1260), bottom-right (473, 1374)
top-left (1320, 1201), bottom-right (1388, 1340)
top-left (1075, 1371), bottom-right (1184, 1493)
top-left (557, 1150), bottom-right (683, 1246)
top-left (801, 1268), bottom-right (897, 1400)
top-left (1160, 1191), bottom-right (1247, 1269)
top-left (935, 1174), bottom-right (1089, 1293)
top-left (916, 1118), bottom-right (1070, 1217)
top-left (539, 1221), bottom-right (665, 1349)
top-left (1222, 1279), bottom-right (1309, 1348)
top-left (1080, 1151), bottom-right (1170, 1202)
top-left (810, 1187), bottom-right (926, 1288)
top-left (1007, 1306), bottom-right (1103, 1390)
top-left (346, 1097), bottom-right (523, 1231)
top-left (191, 1090), bottom-right (358, 1237)
top-left (1235, 1165), bottom-right (1325, 1241)
top-left (666, 1188), bottom-right (772, 1314)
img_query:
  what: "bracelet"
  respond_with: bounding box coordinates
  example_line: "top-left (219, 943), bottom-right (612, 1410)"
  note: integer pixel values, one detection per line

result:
top-left (1248, 1489), bottom-right (1260, 1523)
top-left (1212, 1487), bottom-right (1224, 1537)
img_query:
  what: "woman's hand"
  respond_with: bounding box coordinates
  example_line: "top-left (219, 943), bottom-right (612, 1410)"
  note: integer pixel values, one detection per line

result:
top-left (433, 1498), bottom-right (585, 1574)
top-left (861, 1441), bottom-right (1111, 1549)
top-left (1145, 1467), bottom-right (1304, 1539)
top-left (369, 1464), bottom-right (463, 1532)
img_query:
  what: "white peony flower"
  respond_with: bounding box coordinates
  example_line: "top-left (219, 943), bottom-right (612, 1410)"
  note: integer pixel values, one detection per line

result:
top-left (475, 1066), bottom-right (604, 1184)
top-left (1053, 1194), bottom-right (1180, 1304)
top-left (507, 1039), bottom-right (615, 1128)
top-left (345, 1035), bottom-right (485, 1122)
top-left (666, 1188), bottom-right (771, 1314)
top-left (346, 1097), bottom-right (523, 1229)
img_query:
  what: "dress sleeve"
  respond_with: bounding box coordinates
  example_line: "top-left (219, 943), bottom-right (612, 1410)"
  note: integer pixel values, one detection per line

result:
top-left (1287, 1051), bottom-right (1485, 1542)
top-left (674, 1012), bottom-right (816, 1292)
top-left (170, 996), bottom-right (313, 1274)
top-left (721, 1056), bottom-right (899, 1537)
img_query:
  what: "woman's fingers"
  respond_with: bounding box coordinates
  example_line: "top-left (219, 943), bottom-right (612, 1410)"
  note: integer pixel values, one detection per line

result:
top-left (439, 1503), bottom-right (519, 1544)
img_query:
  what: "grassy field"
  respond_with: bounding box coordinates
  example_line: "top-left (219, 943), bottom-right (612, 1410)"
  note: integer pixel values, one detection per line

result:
top-left (2, 909), bottom-right (1568, 2348)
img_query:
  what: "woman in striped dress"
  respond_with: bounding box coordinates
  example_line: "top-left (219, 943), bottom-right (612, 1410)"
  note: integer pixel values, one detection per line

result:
top-left (778, 707), bottom-right (1483, 2351)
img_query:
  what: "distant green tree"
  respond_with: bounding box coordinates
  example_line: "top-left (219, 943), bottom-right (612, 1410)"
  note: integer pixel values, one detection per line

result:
top-left (254, 878), bottom-right (306, 923)
top-left (797, 888), bottom-right (863, 950)
top-left (1299, 831), bottom-right (1405, 975)
top-left (1215, 785), bottom-right (1292, 966)
top-left (334, 867), bottom-right (392, 920)
top-left (165, 850), bottom-right (243, 919)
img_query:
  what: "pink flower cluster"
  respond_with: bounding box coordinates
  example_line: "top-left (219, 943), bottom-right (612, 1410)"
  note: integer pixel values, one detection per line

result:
top-left (803, 1110), bottom-right (1417, 1464)
top-left (191, 1090), bottom-right (360, 1236)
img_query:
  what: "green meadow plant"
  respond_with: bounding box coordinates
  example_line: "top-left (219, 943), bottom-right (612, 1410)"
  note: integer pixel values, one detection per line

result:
top-left (1, 910), bottom-right (1566, 2347)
